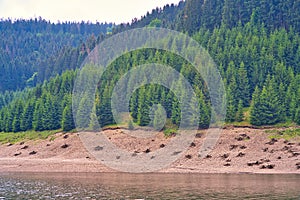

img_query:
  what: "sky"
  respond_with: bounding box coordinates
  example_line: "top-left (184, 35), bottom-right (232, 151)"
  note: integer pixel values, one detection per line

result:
top-left (0, 0), bottom-right (182, 24)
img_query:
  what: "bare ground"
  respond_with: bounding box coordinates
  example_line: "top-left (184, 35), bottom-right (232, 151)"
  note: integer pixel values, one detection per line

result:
top-left (0, 128), bottom-right (299, 173)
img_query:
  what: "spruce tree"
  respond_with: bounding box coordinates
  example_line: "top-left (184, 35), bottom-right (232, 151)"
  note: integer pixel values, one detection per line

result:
top-left (61, 104), bottom-right (75, 132)
top-left (33, 99), bottom-right (44, 131)
top-left (250, 87), bottom-right (262, 126)
top-left (237, 62), bottom-right (250, 106)
top-left (226, 88), bottom-right (236, 123)
top-left (295, 107), bottom-right (300, 125)
top-left (236, 100), bottom-right (244, 122)
top-left (153, 104), bottom-right (166, 131)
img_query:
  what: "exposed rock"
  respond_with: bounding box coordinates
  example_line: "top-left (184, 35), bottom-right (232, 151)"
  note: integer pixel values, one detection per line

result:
top-left (221, 153), bottom-right (229, 159)
top-left (237, 152), bottom-right (245, 157)
top-left (94, 146), bottom-right (103, 151)
top-left (190, 142), bottom-right (196, 147)
top-left (229, 145), bottom-right (239, 150)
top-left (260, 164), bottom-right (275, 169)
top-left (61, 144), bottom-right (69, 149)
top-left (144, 149), bottom-right (151, 153)
top-left (282, 146), bottom-right (290, 151)
top-left (247, 161), bottom-right (263, 166)
top-left (266, 138), bottom-right (278, 145)
top-left (14, 152), bottom-right (21, 156)
top-left (172, 151), bottom-right (182, 156)
top-left (21, 145), bottom-right (29, 150)
top-left (29, 151), bottom-right (37, 155)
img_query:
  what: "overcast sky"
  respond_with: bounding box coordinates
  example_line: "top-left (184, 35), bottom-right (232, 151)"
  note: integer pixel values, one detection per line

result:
top-left (0, 0), bottom-right (182, 24)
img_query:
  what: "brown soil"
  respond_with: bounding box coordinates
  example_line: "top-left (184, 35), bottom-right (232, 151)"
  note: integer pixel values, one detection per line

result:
top-left (0, 128), bottom-right (299, 173)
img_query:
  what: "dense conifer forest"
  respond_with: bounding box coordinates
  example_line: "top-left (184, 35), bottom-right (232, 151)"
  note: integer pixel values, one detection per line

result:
top-left (0, 0), bottom-right (299, 133)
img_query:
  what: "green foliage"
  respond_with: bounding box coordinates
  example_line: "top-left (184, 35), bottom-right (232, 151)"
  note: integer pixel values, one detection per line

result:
top-left (61, 104), bottom-right (75, 132)
top-left (153, 104), bottom-right (166, 130)
top-left (0, 19), bottom-right (113, 92)
top-left (267, 128), bottom-right (300, 141)
top-left (295, 107), bottom-right (300, 125)
top-left (0, 130), bottom-right (59, 144)
top-left (148, 18), bottom-right (162, 28)
top-left (250, 76), bottom-right (283, 126)
top-left (163, 128), bottom-right (177, 137)
top-left (236, 100), bottom-right (244, 122)
top-left (1, 1), bottom-right (300, 134)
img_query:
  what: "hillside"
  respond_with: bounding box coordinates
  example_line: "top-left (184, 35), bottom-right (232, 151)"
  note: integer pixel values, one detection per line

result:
top-left (0, 0), bottom-right (299, 133)
top-left (0, 19), bottom-right (113, 92)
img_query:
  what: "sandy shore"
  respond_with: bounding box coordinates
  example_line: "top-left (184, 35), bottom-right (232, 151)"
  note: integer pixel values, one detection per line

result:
top-left (0, 128), bottom-right (299, 174)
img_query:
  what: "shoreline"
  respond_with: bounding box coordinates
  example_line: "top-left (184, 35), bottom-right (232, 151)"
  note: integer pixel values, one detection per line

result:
top-left (0, 127), bottom-right (299, 174)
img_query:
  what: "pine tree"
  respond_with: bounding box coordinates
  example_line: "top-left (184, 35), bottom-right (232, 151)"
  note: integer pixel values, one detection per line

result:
top-left (33, 99), bottom-right (44, 131)
top-left (237, 62), bottom-right (250, 106)
top-left (295, 106), bottom-right (300, 125)
top-left (235, 100), bottom-right (244, 122)
top-left (137, 87), bottom-right (150, 126)
top-left (20, 99), bottom-right (35, 131)
top-left (198, 91), bottom-right (210, 129)
top-left (12, 100), bottom-right (23, 132)
top-left (88, 105), bottom-right (99, 131)
top-left (153, 104), bottom-right (166, 131)
top-left (250, 87), bottom-right (262, 126)
top-left (226, 88), bottom-right (236, 123)
top-left (61, 104), bottom-right (75, 132)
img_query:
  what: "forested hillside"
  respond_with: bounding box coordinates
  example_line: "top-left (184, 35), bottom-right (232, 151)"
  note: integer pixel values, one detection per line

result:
top-left (0, 0), bottom-right (299, 133)
top-left (114, 0), bottom-right (300, 34)
top-left (0, 18), bottom-right (113, 92)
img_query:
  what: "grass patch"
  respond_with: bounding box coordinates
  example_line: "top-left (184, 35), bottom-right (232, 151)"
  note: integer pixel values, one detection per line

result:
top-left (267, 128), bottom-right (300, 141)
top-left (163, 128), bottom-right (178, 137)
top-left (0, 130), bottom-right (60, 144)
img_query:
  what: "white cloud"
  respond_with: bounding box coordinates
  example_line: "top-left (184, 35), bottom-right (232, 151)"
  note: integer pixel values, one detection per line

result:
top-left (0, 0), bottom-right (182, 23)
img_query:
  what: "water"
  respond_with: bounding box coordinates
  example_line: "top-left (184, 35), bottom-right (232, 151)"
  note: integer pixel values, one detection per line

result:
top-left (0, 173), bottom-right (299, 199)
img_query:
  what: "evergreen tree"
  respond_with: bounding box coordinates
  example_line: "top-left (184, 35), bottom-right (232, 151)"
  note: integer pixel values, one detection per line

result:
top-left (226, 88), bottom-right (236, 122)
top-left (295, 106), bottom-right (300, 125)
top-left (250, 87), bottom-right (261, 126)
top-left (237, 62), bottom-right (250, 106)
top-left (198, 91), bottom-right (210, 129)
top-left (88, 106), bottom-right (99, 131)
top-left (236, 100), bottom-right (244, 122)
top-left (153, 104), bottom-right (166, 130)
top-left (20, 99), bottom-right (35, 131)
top-left (61, 103), bottom-right (75, 132)
top-left (33, 99), bottom-right (44, 131)
top-left (12, 100), bottom-right (24, 132)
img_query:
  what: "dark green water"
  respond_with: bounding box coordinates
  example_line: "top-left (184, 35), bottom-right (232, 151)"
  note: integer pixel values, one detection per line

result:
top-left (0, 173), bottom-right (299, 199)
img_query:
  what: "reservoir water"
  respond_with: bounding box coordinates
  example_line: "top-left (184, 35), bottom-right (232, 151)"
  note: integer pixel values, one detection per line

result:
top-left (0, 173), bottom-right (299, 199)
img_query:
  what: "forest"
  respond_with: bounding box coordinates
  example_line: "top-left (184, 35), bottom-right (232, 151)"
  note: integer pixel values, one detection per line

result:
top-left (0, 0), bottom-right (299, 133)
